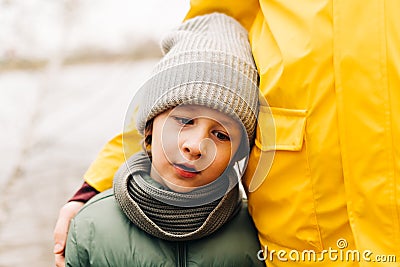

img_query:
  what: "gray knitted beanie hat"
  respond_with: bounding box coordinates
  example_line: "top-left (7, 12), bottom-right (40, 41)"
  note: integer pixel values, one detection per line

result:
top-left (136, 13), bottom-right (259, 142)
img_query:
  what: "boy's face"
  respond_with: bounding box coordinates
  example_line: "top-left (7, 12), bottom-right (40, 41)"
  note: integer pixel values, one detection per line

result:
top-left (149, 105), bottom-right (243, 193)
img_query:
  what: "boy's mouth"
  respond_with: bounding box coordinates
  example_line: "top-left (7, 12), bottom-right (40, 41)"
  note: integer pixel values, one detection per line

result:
top-left (174, 163), bottom-right (200, 178)
top-left (175, 163), bottom-right (199, 172)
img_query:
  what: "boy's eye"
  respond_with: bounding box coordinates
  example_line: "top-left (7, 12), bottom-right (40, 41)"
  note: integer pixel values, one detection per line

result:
top-left (174, 117), bottom-right (194, 125)
top-left (215, 131), bottom-right (230, 141)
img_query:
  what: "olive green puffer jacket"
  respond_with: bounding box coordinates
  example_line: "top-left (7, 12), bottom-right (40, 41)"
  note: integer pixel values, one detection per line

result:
top-left (66, 190), bottom-right (264, 267)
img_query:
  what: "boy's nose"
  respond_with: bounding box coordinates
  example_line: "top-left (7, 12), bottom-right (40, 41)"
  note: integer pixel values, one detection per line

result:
top-left (182, 138), bottom-right (203, 159)
top-left (179, 128), bottom-right (217, 169)
top-left (181, 129), bottom-right (210, 160)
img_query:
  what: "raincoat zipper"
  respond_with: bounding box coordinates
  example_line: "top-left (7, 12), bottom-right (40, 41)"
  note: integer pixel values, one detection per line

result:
top-left (176, 242), bottom-right (187, 267)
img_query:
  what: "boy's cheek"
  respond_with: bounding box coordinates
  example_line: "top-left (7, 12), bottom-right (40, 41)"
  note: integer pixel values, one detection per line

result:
top-left (160, 135), bottom-right (180, 158)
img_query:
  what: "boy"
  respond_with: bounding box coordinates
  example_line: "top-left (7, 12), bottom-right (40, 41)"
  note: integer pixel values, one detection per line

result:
top-left (65, 13), bottom-right (264, 266)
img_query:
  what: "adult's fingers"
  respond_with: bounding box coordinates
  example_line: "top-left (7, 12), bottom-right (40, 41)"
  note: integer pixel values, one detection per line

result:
top-left (53, 201), bottom-right (84, 266)
top-left (55, 253), bottom-right (66, 267)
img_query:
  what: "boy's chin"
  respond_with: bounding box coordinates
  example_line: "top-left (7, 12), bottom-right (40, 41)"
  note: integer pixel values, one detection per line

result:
top-left (165, 182), bottom-right (196, 193)
top-left (149, 170), bottom-right (197, 192)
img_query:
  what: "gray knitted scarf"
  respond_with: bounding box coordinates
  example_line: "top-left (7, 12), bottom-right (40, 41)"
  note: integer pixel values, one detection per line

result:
top-left (113, 152), bottom-right (242, 241)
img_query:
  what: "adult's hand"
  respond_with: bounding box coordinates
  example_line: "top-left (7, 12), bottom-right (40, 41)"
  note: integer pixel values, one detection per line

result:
top-left (53, 201), bottom-right (84, 267)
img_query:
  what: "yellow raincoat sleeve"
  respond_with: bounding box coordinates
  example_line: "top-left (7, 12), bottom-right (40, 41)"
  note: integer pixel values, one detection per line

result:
top-left (83, 130), bottom-right (142, 192)
top-left (184, 0), bottom-right (259, 30)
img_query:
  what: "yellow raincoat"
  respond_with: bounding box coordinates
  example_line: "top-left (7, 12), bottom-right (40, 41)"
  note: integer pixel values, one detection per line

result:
top-left (84, 1), bottom-right (400, 266)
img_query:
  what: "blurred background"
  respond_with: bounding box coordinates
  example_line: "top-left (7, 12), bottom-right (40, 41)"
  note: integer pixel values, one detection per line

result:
top-left (0, 0), bottom-right (189, 266)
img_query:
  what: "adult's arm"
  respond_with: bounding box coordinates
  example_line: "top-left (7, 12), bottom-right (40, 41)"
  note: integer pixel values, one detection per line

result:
top-left (83, 131), bottom-right (142, 192)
